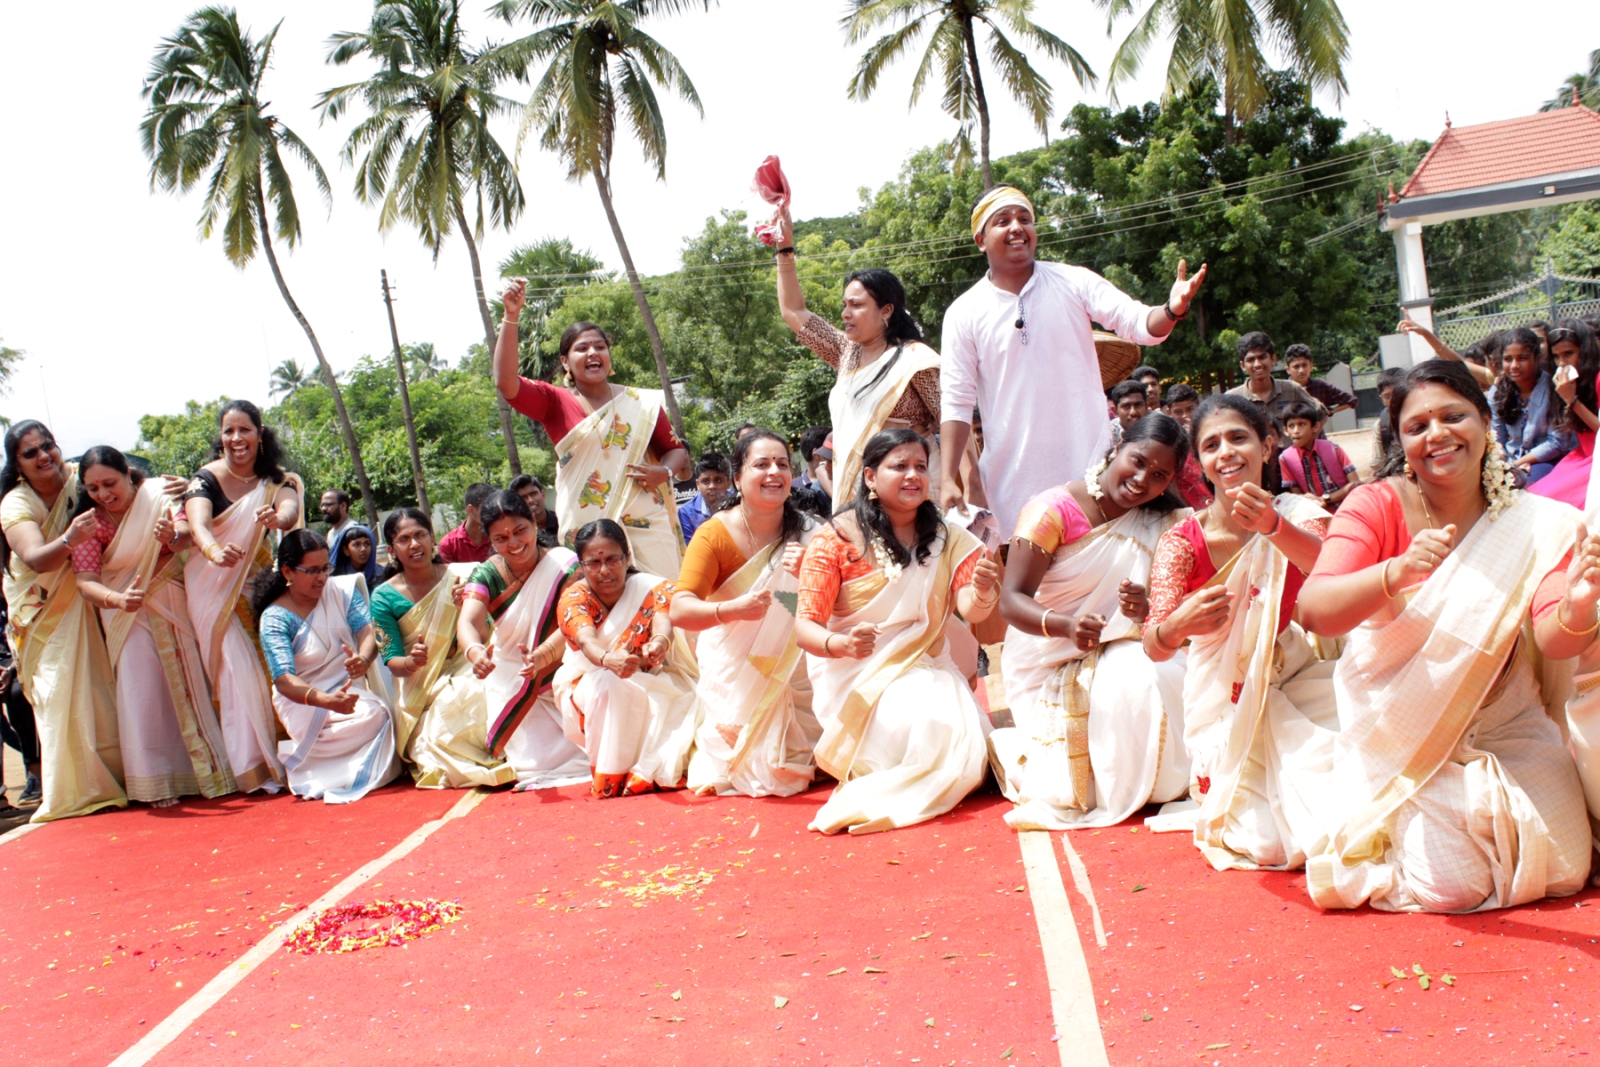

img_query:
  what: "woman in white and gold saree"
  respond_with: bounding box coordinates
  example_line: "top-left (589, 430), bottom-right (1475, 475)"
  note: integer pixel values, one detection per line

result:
top-left (493, 281), bottom-right (690, 580)
top-left (183, 400), bottom-right (303, 794)
top-left (674, 429), bottom-right (819, 798)
top-left (371, 508), bottom-right (506, 788)
top-left (1298, 360), bottom-right (1592, 912)
top-left (72, 447), bottom-right (233, 806)
top-left (0, 421), bottom-right (123, 821)
top-left (1142, 395), bottom-right (1335, 871)
top-left (795, 429), bottom-right (1001, 834)
top-left (989, 414), bottom-right (1192, 831)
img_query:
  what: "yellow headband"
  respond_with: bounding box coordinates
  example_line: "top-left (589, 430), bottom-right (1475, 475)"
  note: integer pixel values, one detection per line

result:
top-left (971, 186), bottom-right (1034, 239)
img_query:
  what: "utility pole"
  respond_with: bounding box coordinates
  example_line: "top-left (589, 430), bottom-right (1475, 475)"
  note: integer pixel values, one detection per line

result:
top-left (382, 269), bottom-right (431, 516)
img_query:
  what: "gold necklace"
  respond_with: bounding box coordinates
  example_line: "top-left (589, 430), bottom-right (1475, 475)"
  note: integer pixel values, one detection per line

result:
top-left (738, 505), bottom-right (774, 555)
top-left (1410, 475), bottom-right (1439, 528)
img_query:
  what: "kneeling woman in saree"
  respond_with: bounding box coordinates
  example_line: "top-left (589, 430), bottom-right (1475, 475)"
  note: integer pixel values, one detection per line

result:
top-left (990, 413), bottom-right (1192, 830)
top-left (795, 428), bottom-right (1002, 834)
top-left (494, 282), bottom-right (690, 580)
top-left (1143, 394), bottom-right (1334, 870)
top-left (674, 429), bottom-right (820, 798)
top-left (72, 447), bottom-right (233, 806)
top-left (456, 492), bottom-right (589, 791)
top-left (554, 519), bottom-right (700, 797)
top-left (0, 422), bottom-right (123, 821)
top-left (372, 508), bottom-right (506, 788)
top-left (183, 401), bottom-right (302, 794)
top-left (255, 531), bottom-right (399, 803)
top-left (1298, 359), bottom-right (1592, 912)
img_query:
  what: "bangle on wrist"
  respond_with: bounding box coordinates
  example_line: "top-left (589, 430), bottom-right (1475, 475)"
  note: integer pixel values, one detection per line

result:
top-left (1379, 560), bottom-right (1397, 600)
top-left (1163, 299), bottom-right (1188, 321)
top-left (713, 602), bottom-right (723, 623)
top-left (1152, 621), bottom-right (1177, 652)
top-left (1266, 511), bottom-right (1284, 537)
top-left (775, 246), bottom-right (796, 256)
top-left (824, 634), bottom-right (838, 658)
top-left (1040, 608), bottom-right (1054, 638)
top-left (1557, 603), bottom-right (1600, 637)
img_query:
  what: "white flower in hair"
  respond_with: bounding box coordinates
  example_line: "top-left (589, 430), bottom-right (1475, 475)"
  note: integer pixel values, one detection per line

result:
top-left (872, 537), bottom-right (905, 584)
top-left (1481, 438), bottom-right (1518, 519)
top-left (1084, 451), bottom-right (1111, 501)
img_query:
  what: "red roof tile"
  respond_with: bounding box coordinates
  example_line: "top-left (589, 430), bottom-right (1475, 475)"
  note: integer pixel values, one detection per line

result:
top-left (1398, 106), bottom-right (1600, 199)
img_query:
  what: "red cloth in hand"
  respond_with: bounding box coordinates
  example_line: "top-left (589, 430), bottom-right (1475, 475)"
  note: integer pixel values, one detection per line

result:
top-left (751, 155), bottom-right (790, 246)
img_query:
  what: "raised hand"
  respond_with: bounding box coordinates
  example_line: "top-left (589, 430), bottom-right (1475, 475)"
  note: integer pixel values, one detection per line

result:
top-left (1167, 259), bottom-right (1208, 317)
top-left (1227, 483), bottom-right (1281, 536)
top-left (502, 278), bottom-right (527, 320)
top-left (469, 641), bottom-right (496, 679)
top-left (1118, 579), bottom-right (1149, 621)
top-left (340, 642), bottom-right (367, 681)
top-left (118, 580), bottom-right (145, 614)
top-left (1389, 524), bottom-right (1457, 591)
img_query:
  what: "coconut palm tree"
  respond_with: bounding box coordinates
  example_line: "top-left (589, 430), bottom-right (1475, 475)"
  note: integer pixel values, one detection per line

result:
top-left (320, 0), bottom-right (529, 474)
top-left (141, 6), bottom-right (381, 523)
top-left (495, 0), bottom-right (715, 437)
top-left (268, 358), bottom-right (316, 399)
top-left (403, 342), bottom-right (448, 380)
top-left (1542, 48), bottom-right (1600, 111)
top-left (1096, 0), bottom-right (1350, 139)
top-left (843, 0), bottom-right (1094, 190)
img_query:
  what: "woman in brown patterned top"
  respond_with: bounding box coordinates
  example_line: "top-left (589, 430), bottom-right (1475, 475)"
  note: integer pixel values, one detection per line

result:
top-left (772, 205), bottom-right (945, 506)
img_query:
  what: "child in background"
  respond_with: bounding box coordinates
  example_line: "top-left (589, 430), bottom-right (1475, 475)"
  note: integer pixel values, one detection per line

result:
top-left (1278, 400), bottom-right (1358, 511)
top-left (1283, 344), bottom-right (1357, 420)
top-left (1107, 380), bottom-right (1149, 448)
top-left (1163, 383), bottom-right (1212, 510)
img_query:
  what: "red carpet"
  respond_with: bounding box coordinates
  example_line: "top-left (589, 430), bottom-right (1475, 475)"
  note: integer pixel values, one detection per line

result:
top-left (142, 785), bottom-right (1059, 1067)
top-left (0, 783), bottom-right (459, 1067)
top-left (1064, 812), bottom-right (1600, 1066)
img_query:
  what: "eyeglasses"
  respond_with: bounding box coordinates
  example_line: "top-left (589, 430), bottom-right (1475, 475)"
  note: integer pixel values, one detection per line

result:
top-left (18, 442), bottom-right (56, 461)
top-left (291, 564), bottom-right (334, 576)
top-left (580, 555), bottom-right (628, 572)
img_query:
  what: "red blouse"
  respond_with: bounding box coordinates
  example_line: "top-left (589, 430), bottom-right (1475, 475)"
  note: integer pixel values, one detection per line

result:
top-left (1312, 481), bottom-right (1569, 621)
top-left (1146, 509), bottom-right (1328, 636)
top-left (511, 378), bottom-right (683, 456)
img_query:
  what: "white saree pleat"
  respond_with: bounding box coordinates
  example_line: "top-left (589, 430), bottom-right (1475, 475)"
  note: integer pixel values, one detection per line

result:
top-left (554, 572), bottom-right (702, 789)
top-left (808, 524), bottom-right (987, 835)
top-left (272, 576), bottom-right (400, 804)
top-left (1304, 493), bottom-right (1590, 912)
top-left (484, 547), bottom-right (590, 790)
top-left (687, 528), bottom-right (820, 798)
top-left (830, 341), bottom-right (942, 506)
top-left (992, 507), bottom-right (1190, 830)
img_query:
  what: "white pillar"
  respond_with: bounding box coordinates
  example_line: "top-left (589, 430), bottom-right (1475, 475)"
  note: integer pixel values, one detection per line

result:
top-left (1392, 221), bottom-right (1434, 363)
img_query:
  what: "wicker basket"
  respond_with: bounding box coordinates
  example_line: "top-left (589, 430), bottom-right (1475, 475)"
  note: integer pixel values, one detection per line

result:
top-left (1094, 331), bottom-right (1141, 389)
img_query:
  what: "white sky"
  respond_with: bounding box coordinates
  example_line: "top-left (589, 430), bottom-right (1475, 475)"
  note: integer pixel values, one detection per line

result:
top-left (0, 0), bottom-right (1591, 454)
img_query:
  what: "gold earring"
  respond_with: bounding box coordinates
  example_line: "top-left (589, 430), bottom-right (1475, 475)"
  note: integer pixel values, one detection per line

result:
top-left (1403, 460), bottom-right (1412, 477)
top-left (868, 488), bottom-right (879, 501)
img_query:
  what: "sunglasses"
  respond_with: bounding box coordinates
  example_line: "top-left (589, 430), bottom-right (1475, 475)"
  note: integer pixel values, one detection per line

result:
top-left (18, 441), bottom-right (56, 461)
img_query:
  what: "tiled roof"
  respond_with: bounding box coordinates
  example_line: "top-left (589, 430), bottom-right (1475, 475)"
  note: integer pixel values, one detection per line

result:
top-left (1398, 106), bottom-right (1600, 199)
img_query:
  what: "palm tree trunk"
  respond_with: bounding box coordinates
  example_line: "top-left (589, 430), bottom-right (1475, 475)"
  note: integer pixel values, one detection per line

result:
top-left (381, 269), bottom-right (430, 514)
top-left (254, 191), bottom-right (381, 525)
top-left (454, 201), bottom-right (523, 476)
top-left (594, 171), bottom-right (687, 439)
top-left (961, 15), bottom-right (995, 191)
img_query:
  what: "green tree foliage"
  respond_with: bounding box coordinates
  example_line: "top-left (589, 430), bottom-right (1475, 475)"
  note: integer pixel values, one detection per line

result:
top-left (1541, 203), bottom-right (1600, 278)
top-left (497, 237), bottom-right (608, 383)
top-left (0, 340), bottom-right (23, 398)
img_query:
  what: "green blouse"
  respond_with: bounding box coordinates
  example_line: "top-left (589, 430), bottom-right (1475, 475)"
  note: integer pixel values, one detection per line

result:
top-left (369, 581), bottom-right (415, 660)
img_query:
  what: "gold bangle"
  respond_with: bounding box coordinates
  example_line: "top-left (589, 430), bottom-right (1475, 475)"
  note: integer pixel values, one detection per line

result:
top-left (203, 542), bottom-right (226, 563)
top-left (1151, 621), bottom-right (1179, 653)
top-left (713, 602), bottom-right (723, 623)
top-left (1379, 560), bottom-right (1396, 600)
top-left (1040, 608), bottom-right (1054, 638)
top-left (1556, 604), bottom-right (1600, 637)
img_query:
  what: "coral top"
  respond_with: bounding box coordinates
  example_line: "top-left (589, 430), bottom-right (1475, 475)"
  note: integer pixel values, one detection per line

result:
top-left (1310, 481), bottom-right (1568, 621)
top-left (511, 378), bottom-right (683, 455)
top-left (1146, 509), bottom-right (1328, 636)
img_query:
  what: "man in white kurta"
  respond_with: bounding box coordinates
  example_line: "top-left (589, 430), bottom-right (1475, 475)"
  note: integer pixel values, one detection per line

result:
top-left (938, 186), bottom-right (1207, 535)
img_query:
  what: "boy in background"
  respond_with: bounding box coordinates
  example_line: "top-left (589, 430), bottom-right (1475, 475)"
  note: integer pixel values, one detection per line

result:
top-left (1162, 383), bottom-right (1211, 510)
top-left (1279, 399), bottom-right (1359, 511)
top-left (1283, 344), bottom-right (1357, 420)
top-left (1107, 379), bottom-right (1148, 447)
top-left (678, 452), bottom-right (732, 545)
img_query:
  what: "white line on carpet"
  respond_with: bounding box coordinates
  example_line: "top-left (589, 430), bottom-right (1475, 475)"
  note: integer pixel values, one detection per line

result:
top-left (1059, 834), bottom-right (1107, 949)
top-left (105, 787), bottom-right (489, 1067)
top-left (1018, 830), bottom-right (1110, 1067)
top-left (0, 819), bottom-right (45, 847)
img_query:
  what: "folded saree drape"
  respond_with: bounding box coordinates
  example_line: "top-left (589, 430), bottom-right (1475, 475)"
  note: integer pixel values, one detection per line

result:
top-left (183, 476), bottom-right (299, 793)
top-left (829, 341), bottom-right (942, 506)
top-left (99, 479), bottom-right (234, 802)
top-left (554, 572), bottom-right (701, 796)
top-left (553, 387), bottom-right (682, 582)
top-left (687, 528), bottom-right (821, 798)
top-left (1180, 495), bottom-right (1340, 872)
top-left (4, 466), bottom-right (125, 822)
top-left (273, 575), bottom-right (400, 804)
top-left (808, 523), bottom-right (987, 835)
top-left (992, 507), bottom-right (1189, 830)
top-left (392, 562), bottom-right (513, 789)
top-left (484, 547), bottom-right (590, 790)
top-left (1304, 493), bottom-right (1590, 912)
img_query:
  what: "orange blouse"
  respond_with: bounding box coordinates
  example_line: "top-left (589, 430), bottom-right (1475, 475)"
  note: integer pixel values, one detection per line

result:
top-left (558, 578), bottom-right (674, 656)
top-left (674, 515), bottom-right (748, 601)
top-left (796, 522), bottom-right (980, 624)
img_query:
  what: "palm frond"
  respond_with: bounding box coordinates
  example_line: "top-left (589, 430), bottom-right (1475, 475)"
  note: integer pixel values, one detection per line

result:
top-left (983, 23), bottom-right (1053, 136)
top-left (846, 12), bottom-right (932, 101)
